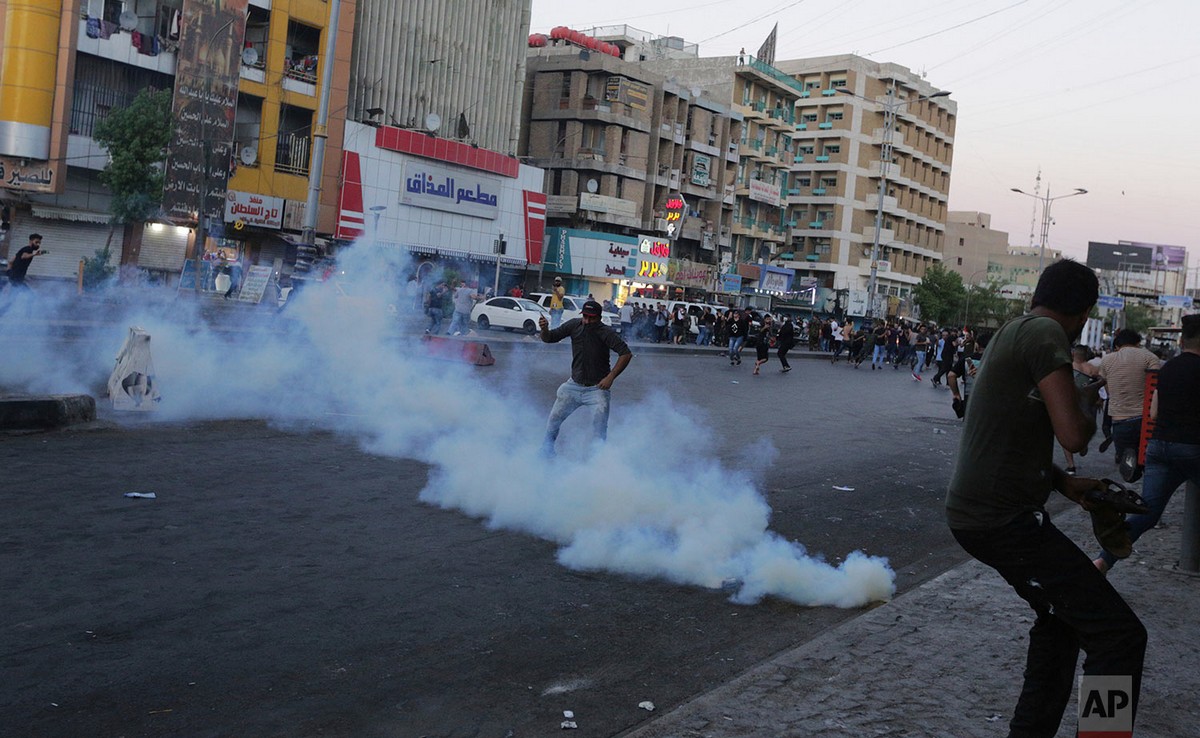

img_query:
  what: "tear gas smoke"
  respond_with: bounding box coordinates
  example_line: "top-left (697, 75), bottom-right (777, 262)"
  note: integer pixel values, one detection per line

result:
top-left (0, 245), bottom-right (894, 607)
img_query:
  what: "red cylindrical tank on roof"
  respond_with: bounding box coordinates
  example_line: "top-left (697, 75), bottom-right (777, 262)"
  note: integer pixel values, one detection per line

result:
top-left (610, 44), bottom-right (622, 57)
top-left (528, 33), bottom-right (548, 47)
top-left (587, 37), bottom-right (600, 51)
top-left (569, 29), bottom-right (586, 45)
top-left (550, 26), bottom-right (569, 40)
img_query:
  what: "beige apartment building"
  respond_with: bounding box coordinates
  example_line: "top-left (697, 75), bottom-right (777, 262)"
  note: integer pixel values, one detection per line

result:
top-left (773, 55), bottom-right (956, 310)
top-left (520, 28), bottom-right (743, 300)
top-left (641, 49), bottom-right (806, 276)
top-left (944, 211), bottom-right (1060, 297)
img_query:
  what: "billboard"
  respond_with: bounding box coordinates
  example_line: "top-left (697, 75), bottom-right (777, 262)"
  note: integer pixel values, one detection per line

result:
top-left (162, 0), bottom-right (248, 223)
top-left (1086, 242), bottom-right (1151, 271)
top-left (1120, 241), bottom-right (1187, 270)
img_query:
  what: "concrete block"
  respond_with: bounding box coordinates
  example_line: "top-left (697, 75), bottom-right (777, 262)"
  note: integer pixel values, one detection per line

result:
top-left (0, 394), bottom-right (97, 430)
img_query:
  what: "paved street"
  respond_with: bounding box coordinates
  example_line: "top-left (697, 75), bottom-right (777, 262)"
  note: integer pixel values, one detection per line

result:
top-left (8, 299), bottom-right (1193, 738)
top-left (3, 306), bottom-right (983, 738)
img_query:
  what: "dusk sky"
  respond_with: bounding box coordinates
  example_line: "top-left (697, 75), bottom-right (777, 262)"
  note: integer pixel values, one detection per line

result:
top-left (530, 0), bottom-right (1198, 283)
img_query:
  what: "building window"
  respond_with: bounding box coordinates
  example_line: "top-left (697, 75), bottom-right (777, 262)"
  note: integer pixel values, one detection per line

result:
top-left (827, 111), bottom-right (843, 120)
top-left (956, 257), bottom-right (963, 266)
top-left (798, 145), bottom-right (815, 155)
top-left (561, 72), bottom-right (572, 99)
top-left (821, 177), bottom-right (837, 187)
top-left (801, 113), bottom-right (818, 123)
top-left (275, 104), bottom-right (312, 175)
top-left (958, 237), bottom-right (964, 246)
top-left (824, 144), bottom-right (840, 154)
top-left (831, 79), bottom-right (847, 87)
top-left (284, 21), bottom-right (321, 83)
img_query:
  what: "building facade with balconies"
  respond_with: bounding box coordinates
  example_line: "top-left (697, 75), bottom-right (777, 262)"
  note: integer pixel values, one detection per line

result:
top-left (520, 28), bottom-right (742, 303)
top-left (639, 51), bottom-right (805, 305)
top-left (0, 0), bottom-right (355, 283)
top-left (774, 55), bottom-right (956, 312)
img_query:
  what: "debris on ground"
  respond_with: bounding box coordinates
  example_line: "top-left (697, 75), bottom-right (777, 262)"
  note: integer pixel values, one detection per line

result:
top-left (832, 485), bottom-right (854, 491)
top-left (638, 701), bottom-right (655, 711)
top-left (123, 492), bottom-right (157, 499)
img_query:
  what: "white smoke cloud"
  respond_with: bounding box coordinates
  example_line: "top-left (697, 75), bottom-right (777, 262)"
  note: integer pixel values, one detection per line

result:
top-left (0, 243), bottom-right (894, 607)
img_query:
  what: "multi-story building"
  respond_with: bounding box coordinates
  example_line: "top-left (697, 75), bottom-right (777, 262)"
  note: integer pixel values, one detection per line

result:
top-left (519, 26), bottom-right (742, 303)
top-left (0, 0), bottom-right (356, 284)
top-left (1087, 240), bottom-right (1190, 323)
top-left (774, 55), bottom-right (956, 315)
top-left (642, 46), bottom-right (805, 304)
top-left (942, 211), bottom-right (1059, 298)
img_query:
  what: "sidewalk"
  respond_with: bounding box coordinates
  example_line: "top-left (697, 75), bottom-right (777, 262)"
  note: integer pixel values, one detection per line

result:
top-left (619, 503), bottom-right (1199, 738)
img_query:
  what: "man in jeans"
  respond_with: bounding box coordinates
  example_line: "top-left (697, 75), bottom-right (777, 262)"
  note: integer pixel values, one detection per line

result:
top-left (946, 260), bottom-right (1146, 738)
top-left (446, 280), bottom-right (480, 336)
top-left (1099, 329), bottom-right (1161, 470)
top-left (1095, 314), bottom-right (1200, 573)
top-left (539, 300), bottom-right (633, 455)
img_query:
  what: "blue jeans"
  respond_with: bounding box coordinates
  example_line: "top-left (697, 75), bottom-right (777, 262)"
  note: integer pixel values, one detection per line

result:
top-left (425, 307), bottom-right (443, 333)
top-left (728, 335), bottom-right (745, 361)
top-left (697, 326), bottom-right (711, 346)
top-left (447, 310), bottom-right (470, 335)
top-left (1110, 417), bottom-right (1142, 461)
top-left (953, 511), bottom-right (1145, 737)
top-left (1100, 439), bottom-right (1200, 569)
top-left (872, 344), bottom-right (887, 368)
top-left (543, 380), bottom-right (611, 452)
top-left (914, 350), bottom-right (927, 372)
top-left (550, 308), bottom-right (564, 328)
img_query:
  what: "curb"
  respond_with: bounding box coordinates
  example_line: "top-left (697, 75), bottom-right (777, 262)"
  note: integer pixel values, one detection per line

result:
top-left (0, 394), bottom-right (97, 430)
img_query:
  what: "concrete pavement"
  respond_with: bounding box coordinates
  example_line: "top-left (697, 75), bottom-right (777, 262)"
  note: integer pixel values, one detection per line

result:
top-left (619, 503), bottom-right (1199, 738)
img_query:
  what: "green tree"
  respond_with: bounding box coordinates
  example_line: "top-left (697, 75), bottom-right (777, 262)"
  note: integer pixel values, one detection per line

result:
top-left (965, 280), bottom-right (1026, 327)
top-left (912, 263), bottom-right (965, 325)
top-left (1122, 303), bottom-right (1156, 336)
top-left (81, 245), bottom-right (117, 290)
top-left (92, 88), bottom-right (173, 263)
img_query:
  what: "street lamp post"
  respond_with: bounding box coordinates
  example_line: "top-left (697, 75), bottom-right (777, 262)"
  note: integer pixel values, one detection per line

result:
top-left (962, 268), bottom-right (988, 325)
top-left (1009, 185), bottom-right (1088, 274)
top-left (839, 85), bottom-right (950, 318)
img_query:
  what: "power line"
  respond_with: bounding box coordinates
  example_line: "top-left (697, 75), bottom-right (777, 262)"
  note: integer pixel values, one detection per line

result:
top-left (867, 0), bottom-right (1033, 56)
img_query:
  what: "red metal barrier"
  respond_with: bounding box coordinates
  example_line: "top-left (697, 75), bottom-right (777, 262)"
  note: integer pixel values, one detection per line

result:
top-left (421, 335), bottom-right (496, 366)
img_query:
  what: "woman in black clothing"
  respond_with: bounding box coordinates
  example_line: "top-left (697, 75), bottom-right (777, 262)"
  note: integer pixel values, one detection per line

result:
top-left (776, 315), bottom-right (796, 373)
top-left (752, 314), bottom-right (774, 375)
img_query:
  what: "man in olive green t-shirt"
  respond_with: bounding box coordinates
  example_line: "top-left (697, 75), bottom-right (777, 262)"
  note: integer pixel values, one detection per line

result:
top-left (945, 260), bottom-right (1146, 738)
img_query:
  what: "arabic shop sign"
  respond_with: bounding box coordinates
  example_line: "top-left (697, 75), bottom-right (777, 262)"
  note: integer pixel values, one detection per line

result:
top-left (0, 156), bottom-right (56, 193)
top-left (690, 153), bottom-right (711, 187)
top-left (748, 178), bottom-right (781, 206)
top-left (634, 233), bottom-right (670, 284)
top-left (225, 190), bottom-right (283, 229)
top-left (663, 195), bottom-right (686, 241)
top-left (402, 160), bottom-right (500, 220)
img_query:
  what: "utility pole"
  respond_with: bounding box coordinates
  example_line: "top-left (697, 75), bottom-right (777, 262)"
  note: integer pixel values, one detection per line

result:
top-left (300, 0), bottom-right (344, 247)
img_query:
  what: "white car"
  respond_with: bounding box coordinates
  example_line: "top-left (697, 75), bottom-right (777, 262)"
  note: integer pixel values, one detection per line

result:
top-left (471, 297), bottom-right (550, 334)
top-left (527, 293), bottom-right (619, 330)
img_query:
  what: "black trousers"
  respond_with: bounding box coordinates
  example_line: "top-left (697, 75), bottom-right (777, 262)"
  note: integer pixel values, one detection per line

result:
top-left (777, 343), bottom-right (792, 368)
top-left (952, 510), bottom-right (1145, 738)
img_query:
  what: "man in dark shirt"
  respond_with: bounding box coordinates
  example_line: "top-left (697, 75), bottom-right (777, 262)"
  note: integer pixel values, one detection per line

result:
top-left (5, 233), bottom-right (47, 288)
top-left (539, 300), bottom-right (632, 455)
top-left (726, 309), bottom-right (748, 365)
top-left (1095, 313), bottom-right (1200, 573)
top-left (946, 260), bottom-right (1145, 738)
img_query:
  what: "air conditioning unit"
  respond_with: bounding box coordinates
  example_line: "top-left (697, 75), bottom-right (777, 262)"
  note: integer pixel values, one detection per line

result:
top-left (655, 218), bottom-right (669, 231)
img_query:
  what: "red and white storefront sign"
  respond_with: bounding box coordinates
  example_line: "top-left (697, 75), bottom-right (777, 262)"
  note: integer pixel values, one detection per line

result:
top-left (337, 121), bottom-right (545, 265)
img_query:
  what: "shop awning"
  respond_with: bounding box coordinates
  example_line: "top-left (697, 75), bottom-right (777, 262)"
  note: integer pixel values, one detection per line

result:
top-left (31, 205), bottom-right (111, 224)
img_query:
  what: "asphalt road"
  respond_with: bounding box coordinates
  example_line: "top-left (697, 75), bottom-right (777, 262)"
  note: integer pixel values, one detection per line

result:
top-left (3, 344), bottom-right (971, 738)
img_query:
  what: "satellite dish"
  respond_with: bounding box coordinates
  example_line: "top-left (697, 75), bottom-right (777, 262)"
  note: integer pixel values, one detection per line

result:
top-left (690, 87), bottom-right (702, 99)
top-left (118, 10), bottom-right (138, 30)
top-left (241, 47), bottom-right (259, 66)
top-left (586, 179), bottom-right (598, 193)
top-left (424, 112), bottom-right (442, 132)
top-left (862, 246), bottom-right (872, 257)
top-left (239, 146), bottom-right (258, 166)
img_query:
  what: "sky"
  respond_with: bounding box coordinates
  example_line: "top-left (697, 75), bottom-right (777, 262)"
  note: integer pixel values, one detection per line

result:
top-left (530, 0), bottom-right (1200, 282)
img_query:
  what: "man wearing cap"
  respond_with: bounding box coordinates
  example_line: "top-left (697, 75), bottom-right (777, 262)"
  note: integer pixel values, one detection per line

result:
top-left (539, 300), bottom-right (633, 455)
top-left (549, 277), bottom-right (566, 328)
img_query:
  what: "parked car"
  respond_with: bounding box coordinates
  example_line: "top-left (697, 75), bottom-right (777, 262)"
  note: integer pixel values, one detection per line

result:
top-left (527, 292), bottom-right (619, 330)
top-left (471, 296), bottom-right (550, 334)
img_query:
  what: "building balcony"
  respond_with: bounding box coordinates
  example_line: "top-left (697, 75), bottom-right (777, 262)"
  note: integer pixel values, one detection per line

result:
top-left (786, 188), bottom-right (801, 196)
top-left (815, 155), bottom-right (830, 162)
top-left (808, 220), bottom-right (824, 228)
top-left (821, 89), bottom-right (837, 96)
top-left (76, 19), bottom-right (176, 74)
top-left (799, 90), bottom-right (811, 98)
top-left (812, 188), bottom-right (826, 195)
top-left (275, 132), bottom-right (311, 176)
top-left (818, 122), bottom-right (833, 130)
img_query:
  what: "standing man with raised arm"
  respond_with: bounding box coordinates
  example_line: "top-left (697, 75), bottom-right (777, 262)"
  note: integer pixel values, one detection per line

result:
top-left (539, 300), bottom-right (633, 456)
